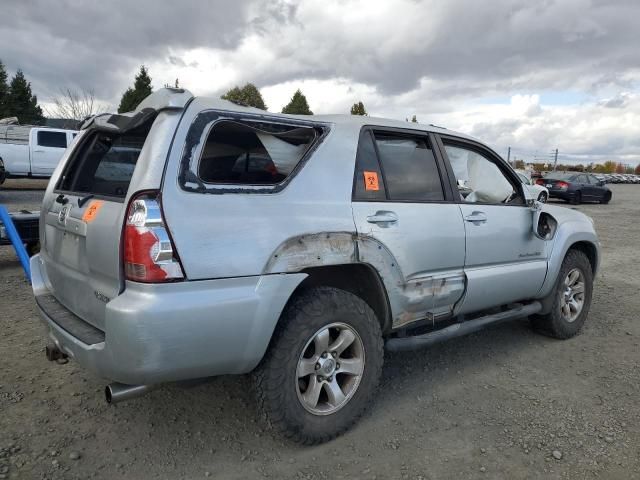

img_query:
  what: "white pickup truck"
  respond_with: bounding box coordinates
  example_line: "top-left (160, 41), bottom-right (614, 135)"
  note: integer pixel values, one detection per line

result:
top-left (0, 124), bottom-right (77, 183)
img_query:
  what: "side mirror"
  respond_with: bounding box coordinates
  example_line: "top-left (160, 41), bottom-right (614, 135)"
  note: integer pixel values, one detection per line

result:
top-left (529, 200), bottom-right (545, 240)
top-left (599, 181), bottom-right (605, 186)
top-left (529, 200), bottom-right (556, 240)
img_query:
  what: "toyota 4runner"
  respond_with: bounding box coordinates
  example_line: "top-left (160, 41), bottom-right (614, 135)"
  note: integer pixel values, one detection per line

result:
top-left (31, 88), bottom-right (599, 444)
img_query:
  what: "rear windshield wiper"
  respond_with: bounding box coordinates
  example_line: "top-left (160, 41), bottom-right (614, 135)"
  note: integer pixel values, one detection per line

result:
top-left (78, 194), bottom-right (94, 208)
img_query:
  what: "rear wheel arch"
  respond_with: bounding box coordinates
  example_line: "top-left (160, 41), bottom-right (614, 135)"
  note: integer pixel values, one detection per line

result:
top-left (289, 263), bottom-right (392, 334)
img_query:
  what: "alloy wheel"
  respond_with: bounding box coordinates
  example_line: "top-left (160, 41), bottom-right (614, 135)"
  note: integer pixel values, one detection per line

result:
top-left (296, 322), bottom-right (365, 415)
top-left (560, 268), bottom-right (585, 323)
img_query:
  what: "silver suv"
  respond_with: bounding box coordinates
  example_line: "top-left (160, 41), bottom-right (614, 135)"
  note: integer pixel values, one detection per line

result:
top-left (32, 88), bottom-right (599, 444)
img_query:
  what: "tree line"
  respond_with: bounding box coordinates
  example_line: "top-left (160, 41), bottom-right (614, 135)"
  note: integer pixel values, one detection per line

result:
top-left (0, 60), bottom-right (44, 124)
top-left (513, 159), bottom-right (640, 175)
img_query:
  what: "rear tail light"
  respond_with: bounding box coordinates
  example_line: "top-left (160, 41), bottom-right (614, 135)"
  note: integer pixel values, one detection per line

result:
top-left (535, 178), bottom-right (545, 186)
top-left (123, 191), bottom-right (184, 283)
top-left (557, 181), bottom-right (569, 190)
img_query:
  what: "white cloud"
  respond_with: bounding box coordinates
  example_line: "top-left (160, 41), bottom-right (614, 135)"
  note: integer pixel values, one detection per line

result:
top-left (3, 0), bottom-right (640, 165)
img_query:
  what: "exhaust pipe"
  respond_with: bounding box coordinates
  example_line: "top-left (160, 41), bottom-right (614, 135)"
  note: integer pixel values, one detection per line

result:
top-left (105, 383), bottom-right (153, 404)
top-left (45, 344), bottom-right (68, 363)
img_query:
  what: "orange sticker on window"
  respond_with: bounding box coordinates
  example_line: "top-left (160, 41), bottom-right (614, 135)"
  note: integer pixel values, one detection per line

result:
top-left (363, 171), bottom-right (380, 191)
top-left (82, 200), bottom-right (105, 223)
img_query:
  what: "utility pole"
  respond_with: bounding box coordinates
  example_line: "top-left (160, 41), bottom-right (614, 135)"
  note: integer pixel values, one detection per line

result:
top-left (507, 146), bottom-right (511, 166)
top-left (552, 148), bottom-right (559, 171)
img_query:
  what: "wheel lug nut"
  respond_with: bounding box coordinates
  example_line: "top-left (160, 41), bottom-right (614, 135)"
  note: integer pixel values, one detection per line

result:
top-left (321, 352), bottom-right (327, 358)
top-left (336, 363), bottom-right (340, 370)
top-left (315, 363), bottom-right (320, 370)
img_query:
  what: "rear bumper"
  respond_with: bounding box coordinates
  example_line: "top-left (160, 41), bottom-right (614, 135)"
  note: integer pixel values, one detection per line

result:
top-left (30, 254), bottom-right (306, 385)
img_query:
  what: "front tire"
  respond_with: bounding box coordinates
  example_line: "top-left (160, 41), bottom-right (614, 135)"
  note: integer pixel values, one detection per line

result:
top-left (531, 250), bottom-right (593, 339)
top-left (254, 286), bottom-right (384, 444)
top-left (537, 191), bottom-right (548, 203)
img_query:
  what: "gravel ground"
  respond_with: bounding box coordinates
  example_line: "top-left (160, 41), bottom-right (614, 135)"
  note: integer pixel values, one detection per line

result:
top-left (1, 183), bottom-right (638, 480)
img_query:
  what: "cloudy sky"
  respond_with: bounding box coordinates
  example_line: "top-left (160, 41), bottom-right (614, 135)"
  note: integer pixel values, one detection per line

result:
top-left (2, 0), bottom-right (640, 166)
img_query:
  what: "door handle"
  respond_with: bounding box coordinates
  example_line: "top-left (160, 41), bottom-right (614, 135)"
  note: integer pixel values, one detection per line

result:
top-left (33, 149), bottom-right (44, 153)
top-left (366, 211), bottom-right (398, 226)
top-left (464, 211), bottom-right (487, 224)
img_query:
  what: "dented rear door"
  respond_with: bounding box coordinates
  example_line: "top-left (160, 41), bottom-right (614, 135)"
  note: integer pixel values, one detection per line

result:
top-left (351, 128), bottom-right (466, 328)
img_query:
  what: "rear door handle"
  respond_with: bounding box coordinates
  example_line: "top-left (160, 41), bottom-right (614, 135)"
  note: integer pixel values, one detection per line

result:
top-left (33, 149), bottom-right (45, 153)
top-left (366, 211), bottom-right (398, 226)
top-left (464, 211), bottom-right (487, 224)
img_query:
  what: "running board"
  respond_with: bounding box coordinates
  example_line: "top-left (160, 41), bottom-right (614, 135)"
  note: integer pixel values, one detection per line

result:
top-left (385, 301), bottom-right (542, 352)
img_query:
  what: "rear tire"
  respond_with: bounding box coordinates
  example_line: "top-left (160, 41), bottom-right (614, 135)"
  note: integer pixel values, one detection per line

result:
top-left (531, 249), bottom-right (593, 339)
top-left (254, 286), bottom-right (384, 444)
top-left (537, 192), bottom-right (548, 203)
top-left (600, 192), bottom-right (612, 204)
top-left (571, 191), bottom-right (582, 205)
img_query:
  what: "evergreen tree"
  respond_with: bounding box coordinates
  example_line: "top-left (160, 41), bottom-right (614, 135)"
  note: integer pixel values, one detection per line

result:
top-left (6, 70), bottom-right (43, 124)
top-left (221, 83), bottom-right (267, 110)
top-left (350, 101), bottom-right (367, 116)
top-left (118, 66), bottom-right (153, 113)
top-left (411, 115), bottom-right (418, 123)
top-left (0, 60), bottom-right (8, 119)
top-left (281, 89), bottom-right (313, 115)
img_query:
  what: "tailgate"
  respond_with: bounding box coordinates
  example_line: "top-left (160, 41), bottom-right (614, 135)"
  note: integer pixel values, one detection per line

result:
top-left (39, 112), bottom-right (156, 330)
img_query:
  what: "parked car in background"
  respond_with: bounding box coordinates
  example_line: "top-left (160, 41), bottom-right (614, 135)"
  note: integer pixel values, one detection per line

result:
top-left (0, 123), bottom-right (77, 181)
top-left (538, 172), bottom-right (612, 204)
top-left (516, 170), bottom-right (549, 202)
top-left (32, 88), bottom-right (600, 444)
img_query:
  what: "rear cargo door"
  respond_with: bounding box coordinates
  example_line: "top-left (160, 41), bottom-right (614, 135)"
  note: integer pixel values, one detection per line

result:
top-left (40, 116), bottom-right (154, 330)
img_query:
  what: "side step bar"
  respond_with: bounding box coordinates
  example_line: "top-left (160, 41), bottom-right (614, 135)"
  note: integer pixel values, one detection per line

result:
top-left (385, 301), bottom-right (542, 352)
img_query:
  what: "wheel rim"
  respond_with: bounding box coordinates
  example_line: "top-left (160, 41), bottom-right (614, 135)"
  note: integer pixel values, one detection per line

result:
top-left (560, 268), bottom-right (585, 322)
top-left (296, 322), bottom-right (365, 416)
top-left (538, 192), bottom-right (547, 203)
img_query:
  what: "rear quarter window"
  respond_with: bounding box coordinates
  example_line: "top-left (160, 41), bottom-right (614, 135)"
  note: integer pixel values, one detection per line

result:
top-left (179, 111), bottom-right (328, 194)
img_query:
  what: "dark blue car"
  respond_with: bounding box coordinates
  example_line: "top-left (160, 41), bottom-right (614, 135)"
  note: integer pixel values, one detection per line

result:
top-left (538, 173), bottom-right (612, 205)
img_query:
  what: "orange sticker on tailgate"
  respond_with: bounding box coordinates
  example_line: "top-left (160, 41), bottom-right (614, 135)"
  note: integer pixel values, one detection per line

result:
top-left (363, 171), bottom-right (380, 191)
top-left (82, 200), bottom-right (105, 223)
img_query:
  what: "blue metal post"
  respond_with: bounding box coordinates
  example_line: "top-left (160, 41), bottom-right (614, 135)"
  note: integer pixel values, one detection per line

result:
top-left (0, 205), bottom-right (31, 282)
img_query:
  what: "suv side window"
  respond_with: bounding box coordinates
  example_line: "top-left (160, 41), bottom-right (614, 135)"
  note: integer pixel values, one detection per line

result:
top-left (443, 143), bottom-right (523, 204)
top-left (373, 132), bottom-right (444, 202)
top-left (197, 120), bottom-right (317, 185)
top-left (37, 131), bottom-right (67, 149)
top-left (352, 130), bottom-right (386, 201)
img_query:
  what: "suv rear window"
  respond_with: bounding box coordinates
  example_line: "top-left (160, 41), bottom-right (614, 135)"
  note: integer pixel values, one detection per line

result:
top-left (198, 120), bottom-right (317, 185)
top-left (57, 123), bottom-right (150, 198)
